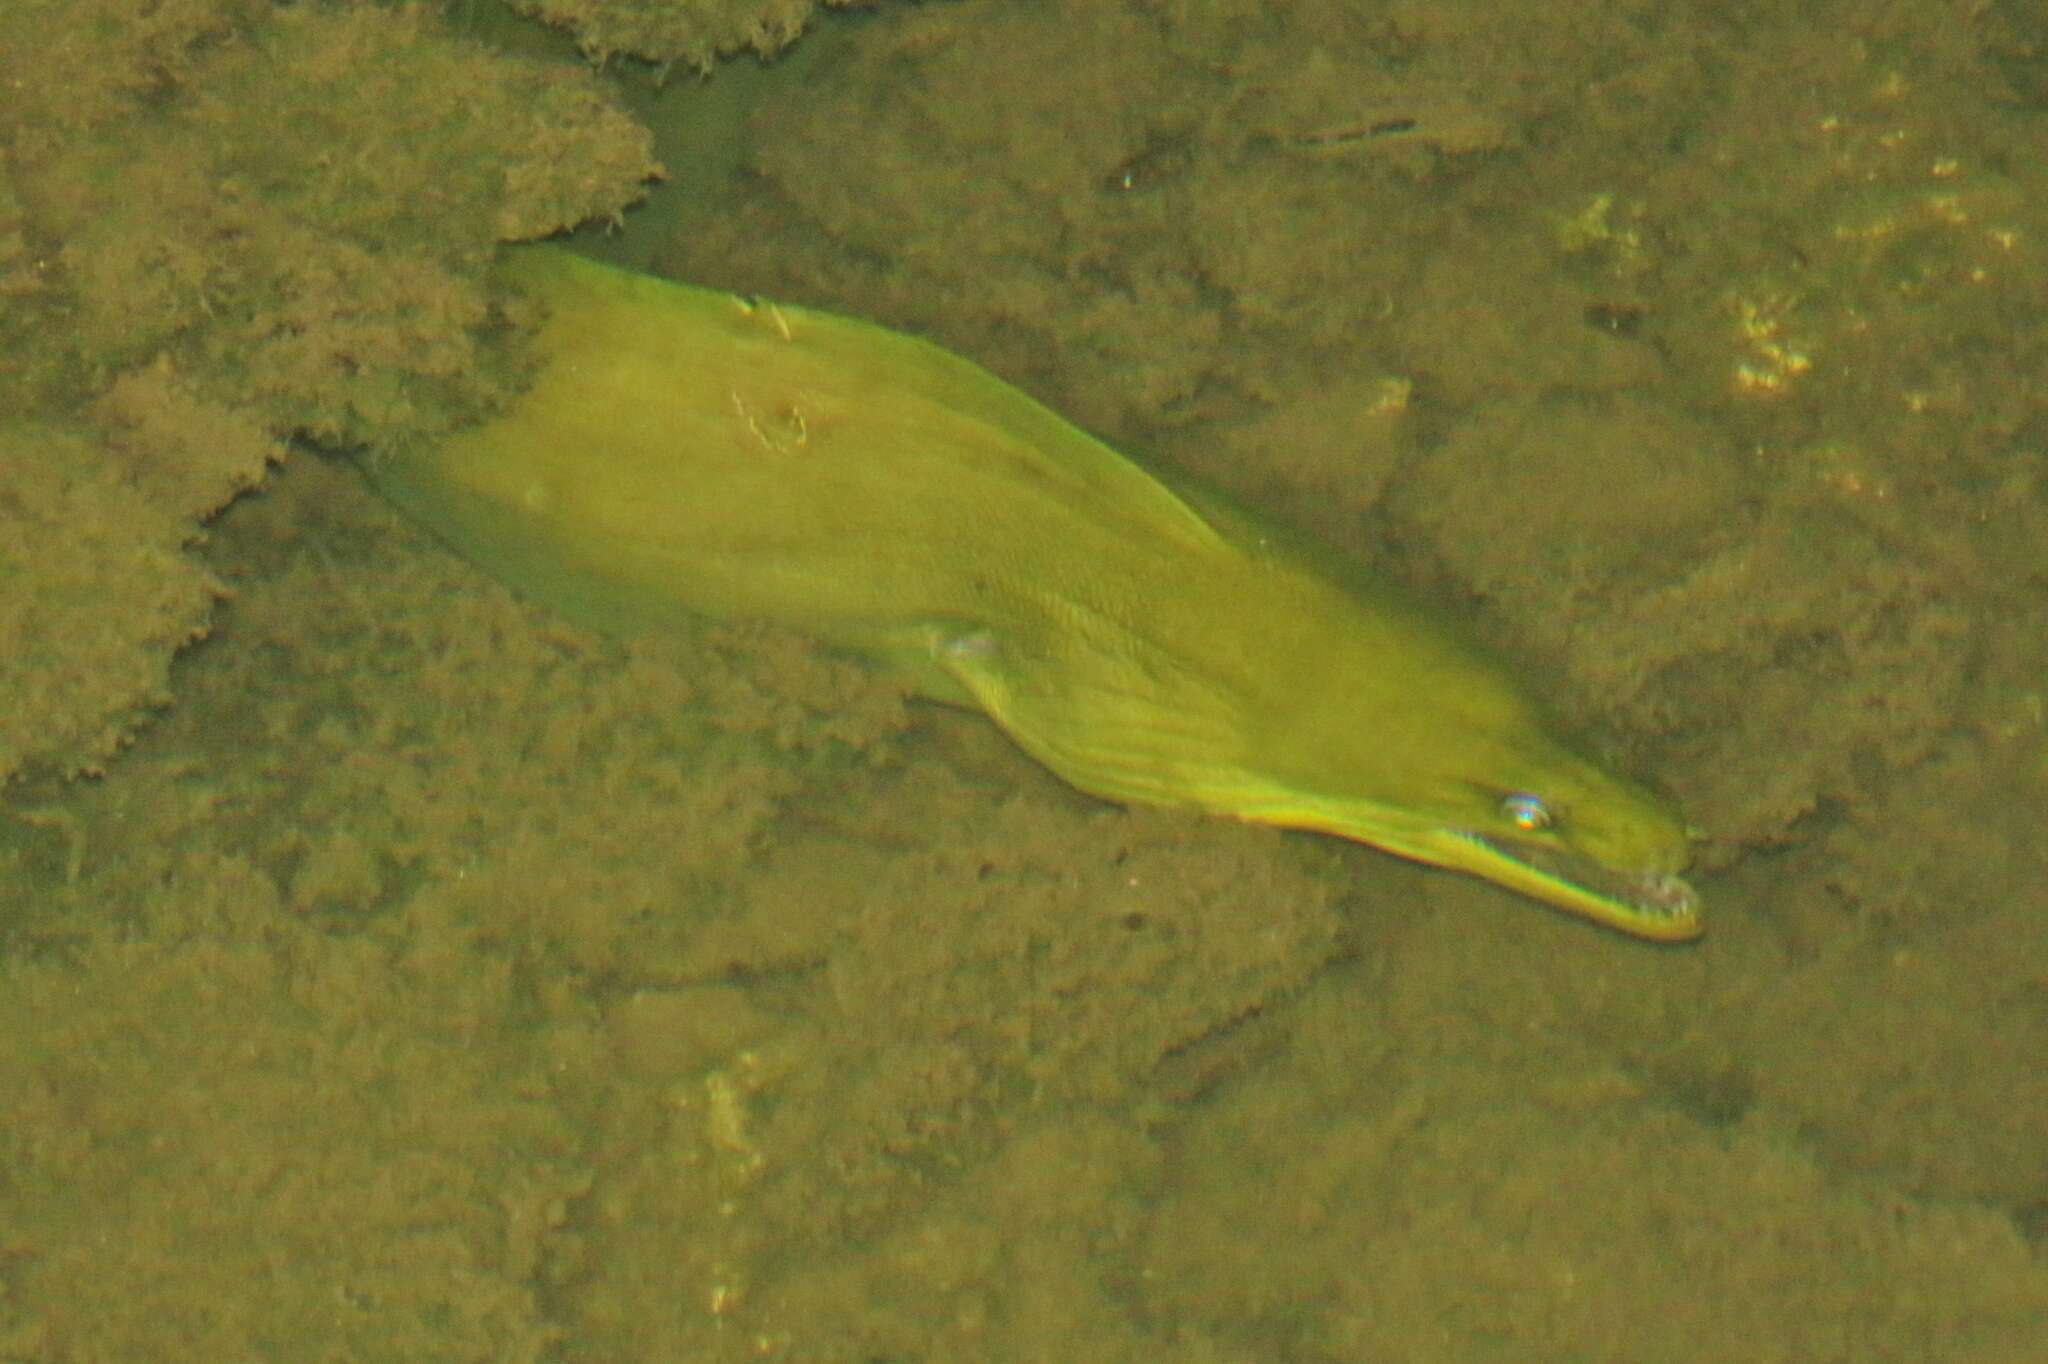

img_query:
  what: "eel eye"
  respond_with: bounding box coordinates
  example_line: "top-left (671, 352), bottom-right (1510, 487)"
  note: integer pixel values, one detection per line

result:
top-left (1501, 792), bottom-right (1553, 831)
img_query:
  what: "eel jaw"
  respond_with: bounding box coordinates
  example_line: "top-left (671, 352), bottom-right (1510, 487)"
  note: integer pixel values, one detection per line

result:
top-left (1256, 801), bottom-right (1703, 942)
top-left (1437, 828), bottom-right (1703, 942)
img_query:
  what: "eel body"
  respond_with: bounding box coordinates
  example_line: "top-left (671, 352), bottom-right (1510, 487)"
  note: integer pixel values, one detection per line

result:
top-left (367, 246), bottom-right (1700, 940)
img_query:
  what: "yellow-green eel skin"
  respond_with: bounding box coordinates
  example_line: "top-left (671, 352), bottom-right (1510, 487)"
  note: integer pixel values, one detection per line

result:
top-left (366, 246), bottom-right (1701, 941)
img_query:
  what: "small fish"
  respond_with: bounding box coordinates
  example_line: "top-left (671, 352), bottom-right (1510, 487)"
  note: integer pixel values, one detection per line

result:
top-left (366, 247), bottom-right (1700, 940)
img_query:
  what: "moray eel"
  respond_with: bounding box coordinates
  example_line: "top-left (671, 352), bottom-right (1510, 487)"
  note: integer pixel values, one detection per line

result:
top-left (366, 246), bottom-right (1701, 941)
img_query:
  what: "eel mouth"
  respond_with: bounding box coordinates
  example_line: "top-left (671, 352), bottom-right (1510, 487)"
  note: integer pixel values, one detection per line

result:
top-left (1213, 792), bottom-right (1705, 942)
top-left (1454, 829), bottom-right (1703, 942)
